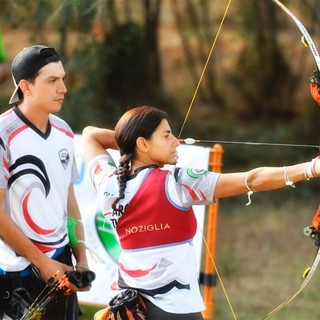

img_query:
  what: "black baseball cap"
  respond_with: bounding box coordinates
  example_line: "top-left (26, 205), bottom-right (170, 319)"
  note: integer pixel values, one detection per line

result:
top-left (9, 45), bottom-right (60, 105)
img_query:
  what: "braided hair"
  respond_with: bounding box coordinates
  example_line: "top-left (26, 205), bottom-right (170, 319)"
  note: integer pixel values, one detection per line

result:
top-left (111, 106), bottom-right (167, 211)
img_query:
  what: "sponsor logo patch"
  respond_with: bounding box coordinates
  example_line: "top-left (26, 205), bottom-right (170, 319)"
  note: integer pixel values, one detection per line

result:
top-left (59, 149), bottom-right (70, 169)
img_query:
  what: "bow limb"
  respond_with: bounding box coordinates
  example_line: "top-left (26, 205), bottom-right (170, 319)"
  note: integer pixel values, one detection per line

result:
top-left (263, 205), bottom-right (320, 320)
top-left (272, 0), bottom-right (320, 70)
top-left (262, 247), bottom-right (320, 320)
top-left (272, 0), bottom-right (320, 105)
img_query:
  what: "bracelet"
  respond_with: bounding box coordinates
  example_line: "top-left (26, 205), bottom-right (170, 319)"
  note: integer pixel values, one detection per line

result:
top-left (283, 166), bottom-right (295, 188)
top-left (304, 157), bottom-right (320, 179)
top-left (76, 240), bottom-right (87, 248)
top-left (304, 161), bottom-right (314, 179)
top-left (313, 156), bottom-right (320, 177)
top-left (244, 173), bottom-right (254, 206)
top-left (304, 162), bottom-right (311, 180)
top-left (75, 263), bottom-right (89, 270)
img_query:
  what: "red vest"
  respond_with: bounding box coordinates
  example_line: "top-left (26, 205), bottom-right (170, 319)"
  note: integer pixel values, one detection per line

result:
top-left (117, 168), bottom-right (197, 250)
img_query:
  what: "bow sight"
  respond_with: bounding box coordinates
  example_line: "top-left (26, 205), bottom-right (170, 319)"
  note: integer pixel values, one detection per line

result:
top-left (300, 36), bottom-right (320, 104)
top-left (310, 70), bottom-right (320, 105)
top-left (303, 205), bottom-right (320, 246)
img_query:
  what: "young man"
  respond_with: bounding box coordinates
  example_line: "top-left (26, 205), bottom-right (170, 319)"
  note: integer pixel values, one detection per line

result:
top-left (0, 45), bottom-right (91, 319)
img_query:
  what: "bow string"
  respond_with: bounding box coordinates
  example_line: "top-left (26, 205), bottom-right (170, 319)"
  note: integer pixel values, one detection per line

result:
top-left (177, 0), bottom-right (233, 139)
top-left (176, 1), bottom-right (238, 319)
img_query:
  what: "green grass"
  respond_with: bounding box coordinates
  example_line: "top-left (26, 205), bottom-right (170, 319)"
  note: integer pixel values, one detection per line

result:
top-left (211, 197), bottom-right (320, 320)
top-left (80, 304), bottom-right (102, 319)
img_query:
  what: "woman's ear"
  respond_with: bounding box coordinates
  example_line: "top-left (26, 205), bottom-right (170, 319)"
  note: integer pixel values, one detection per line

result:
top-left (136, 137), bottom-right (149, 152)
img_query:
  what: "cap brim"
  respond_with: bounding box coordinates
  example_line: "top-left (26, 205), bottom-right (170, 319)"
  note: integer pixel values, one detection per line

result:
top-left (9, 85), bottom-right (20, 105)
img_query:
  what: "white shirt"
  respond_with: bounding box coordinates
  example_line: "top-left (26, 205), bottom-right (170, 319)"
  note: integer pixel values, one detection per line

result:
top-left (90, 153), bottom-right (221, 313)
top-left (0, 107), bottom-right (78, 272)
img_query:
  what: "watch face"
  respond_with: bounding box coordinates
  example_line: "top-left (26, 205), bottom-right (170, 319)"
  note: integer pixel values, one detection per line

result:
top-left (95, 211), bottom-right (122, 263)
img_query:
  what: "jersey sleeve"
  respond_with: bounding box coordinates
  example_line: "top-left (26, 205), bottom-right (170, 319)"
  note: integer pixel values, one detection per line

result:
top-left (71, 155), bottom-right (80, 183)
top-left (170, 167), bottom-right (220, 207)
top-left (88, 153), bottom-right (119, 216)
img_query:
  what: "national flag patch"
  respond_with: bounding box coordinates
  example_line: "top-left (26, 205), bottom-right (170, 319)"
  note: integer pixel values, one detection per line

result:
top-left (187, 168), bottom-right (207, 178)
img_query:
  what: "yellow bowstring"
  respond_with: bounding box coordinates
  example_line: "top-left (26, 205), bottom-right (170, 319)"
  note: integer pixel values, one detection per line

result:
top-left (178, 0), bottom-right (233, 138)
top-left (176, 0), bottom-right (236, 317)
top-left (199, 221), bottom-right (238, 320)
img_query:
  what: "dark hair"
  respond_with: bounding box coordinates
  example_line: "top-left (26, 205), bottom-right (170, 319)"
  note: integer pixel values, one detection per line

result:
top-left (10, 45), bottom-right (60, 105)
top-left (17, 71), bottom-right (39, 102)
top-left (112, 106), bottom-right (167, 210)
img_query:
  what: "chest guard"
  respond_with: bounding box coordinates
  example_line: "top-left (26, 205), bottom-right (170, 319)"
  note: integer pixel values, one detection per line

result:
top-left (117, 169), bottom-right (197, 250)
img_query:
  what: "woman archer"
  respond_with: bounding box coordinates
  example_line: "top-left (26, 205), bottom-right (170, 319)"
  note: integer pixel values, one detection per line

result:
top-left (82, 105), bottom-right (320, 320)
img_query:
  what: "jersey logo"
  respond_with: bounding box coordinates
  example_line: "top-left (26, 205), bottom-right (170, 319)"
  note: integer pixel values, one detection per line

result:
top-left (187, 168), bottom-right (207, 178)
top-left (59, 149), bottom-right (70, 169)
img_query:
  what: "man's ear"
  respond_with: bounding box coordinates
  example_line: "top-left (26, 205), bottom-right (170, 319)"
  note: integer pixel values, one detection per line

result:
top-left (19, 80), bottom-right (31, 96)
top-left (136, 137), bottom-right (148, 152)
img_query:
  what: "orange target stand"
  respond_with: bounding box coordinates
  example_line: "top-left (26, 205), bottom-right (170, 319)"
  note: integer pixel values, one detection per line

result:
top-left (201, 144), bottom-right (224, 320)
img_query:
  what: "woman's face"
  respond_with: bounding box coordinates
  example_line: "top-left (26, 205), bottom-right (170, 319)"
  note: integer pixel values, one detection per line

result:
top-left (145, 119), bottom-right (180, 167)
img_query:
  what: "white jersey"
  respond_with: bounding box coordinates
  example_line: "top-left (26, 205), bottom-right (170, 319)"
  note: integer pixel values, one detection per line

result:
top-left (89, 153), bottom-right (221, 314)
top-left (0, 107), bottom-right (78, 272)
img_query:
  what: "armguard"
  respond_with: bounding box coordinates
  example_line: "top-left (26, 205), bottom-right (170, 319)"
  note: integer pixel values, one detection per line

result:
top-left (67, 216), bottom-right (79, 248)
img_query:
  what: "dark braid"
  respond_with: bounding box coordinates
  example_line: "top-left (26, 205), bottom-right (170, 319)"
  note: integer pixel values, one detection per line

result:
top-left (111, 153), bottom-right (131, 211)
top-left (111, 106), bottom-right (167, 211)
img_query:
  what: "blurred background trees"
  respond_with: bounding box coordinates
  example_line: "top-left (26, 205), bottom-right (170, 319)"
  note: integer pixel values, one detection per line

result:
top-left (2, 3), bottom-right (320, 317)
top-left (1, 0), bottom-right (320, 175)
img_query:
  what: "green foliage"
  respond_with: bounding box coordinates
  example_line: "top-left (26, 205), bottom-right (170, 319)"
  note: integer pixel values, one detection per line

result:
top-left (60, 21), bottom-right (177, 132)
top-left (94, 22), bottom-right (149, 118)
top-left (231, 1), bottom-right (295, 121)
top-left (1, 0), bottom-right (320, 160)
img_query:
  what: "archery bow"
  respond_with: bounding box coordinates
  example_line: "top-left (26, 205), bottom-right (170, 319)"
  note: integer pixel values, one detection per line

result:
top-left (261, 1), bottom-right (320, 319)
top-left (178, 0), bottom-right (320, 318)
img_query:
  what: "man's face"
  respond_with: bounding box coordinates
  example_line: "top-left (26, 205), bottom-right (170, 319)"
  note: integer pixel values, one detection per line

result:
top-left (27, 61), bottom-right (67, 113)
